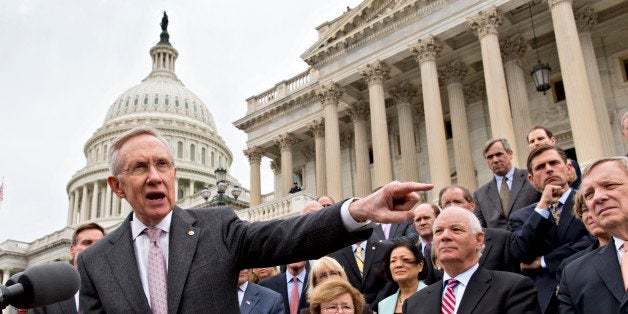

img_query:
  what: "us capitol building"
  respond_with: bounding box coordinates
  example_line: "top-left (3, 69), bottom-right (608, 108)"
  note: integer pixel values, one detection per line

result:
top-left (1, 0), bottom-right (627, 310)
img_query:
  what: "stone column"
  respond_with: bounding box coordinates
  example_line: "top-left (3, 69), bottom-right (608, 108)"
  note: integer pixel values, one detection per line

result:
top-left (104, 183), bottom-right (112, 217)
top-left (308, 119), bottom-right (327, 196)
top-left (67, 193), bottom-right (75, 226)
top-left (389, 83), bottom-right (419, 182)
top-left (410, 36), bottom-right (451, 196)
top-left (73, 189), bottom-right (80, 224)
top-left (113, 194), bottom-right (120, 216)
top-left (270, 159), bottom-right (281, 194)
top-left (546, 0), bottom-right (604, 161)
top-left (316, 83), bottom-right (344, 201)
top-left (188, 180), bottom-right (194, 197)
top-left (576, 7), bottom-right (616, 156)
top-left (468, 7), bottom-right (520, 166)
top-left (90, 182), bottom-right (99, 220)
top-left (501, 36), bottom-right (532, 164)
top-left (441, 60), bottom-right (477, 191)
top-left (80, 185), bottom-right (89, 222)
top-left (276, 133), bottom-right (297, 197)
top-left (359, 60), bottom-right (393, 188)
top-left (174, 178), bottom-right (179, 201)
top-left (244, 146), bottom-right (263, 206)
top-left (348, 101), bottom-right (373, 197)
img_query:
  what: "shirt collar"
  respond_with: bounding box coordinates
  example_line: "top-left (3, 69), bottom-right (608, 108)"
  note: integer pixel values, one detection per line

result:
top-left (442, 263), bottom-right (479, 288)
top-left (285, 268), bottom-right (307, 283)
top-left (494, 167), bottom-right (515, 183)
top-left (557, 188), bottom-right (572, 205)
top-left (131, 210), bottom-right (173, 240)
top-left (614, 237), bottom-right (626, 251)
top-left (351, 241), bottom-right (366, 251)
top-left (238, 280), bottom-right (249, 293)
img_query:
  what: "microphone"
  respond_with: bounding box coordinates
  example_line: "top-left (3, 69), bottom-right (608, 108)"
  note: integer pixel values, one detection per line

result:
top-left (0, 262), bottom-right (80, 309)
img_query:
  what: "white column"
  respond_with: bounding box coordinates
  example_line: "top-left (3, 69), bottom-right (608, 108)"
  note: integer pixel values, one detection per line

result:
top-left (360, 60), bottom-right (393, 188)
top-left (244, 146), bottom-right (263, 206)
top-left (80, 185), bottom-right (89, 222)
top-left (317, 83), bottom-right (344, 201)
top-left (468, 7), bottom-right (520, 166)
top-left (308, 119), bottom-right (327, 196)
top-left (104, 183), bottom-right (112, 217)
top-left (441, 60), bottom-right (478, 191)
top-left (410, 36), bottom-right (451, 197)
top-left (73, 189), bottom-right (80, 224)
top-left (276, 133), bottom-right (296, 197)
top-left (348, 101), bottom-right (373, 197)
top-left (389, 83), bottom-right (420, 182)
top-left (575, 7), bottom-right (616, 156)
top-left (546, 0), bottom-right (604, 162)
top-left (67, 193), bottom-right (75, 226)
top-left (90, 182), bottom-right (99, 220)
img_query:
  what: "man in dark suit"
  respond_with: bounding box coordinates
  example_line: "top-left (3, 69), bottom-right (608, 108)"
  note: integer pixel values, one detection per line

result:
top-left (439, 184), bottom-right (517, 273)
top-left (509, 145), bottom-right (592, 313)
top-left (558, 157), bottom-right (628, 313)
top-left (403, 207), bottom-right (540, 314)
top-left (77, 126), bottom-right (429, 313)
top-left (29, 223), bottom-right (105, 314)
top-left (474, 138), bottom-right (540, 229)
top-left (237, 269), bottom-right (284, 314)
top-left (259, 261), bottom-right (308, 313)
top-left (527, 125), bottom-right (581, 189)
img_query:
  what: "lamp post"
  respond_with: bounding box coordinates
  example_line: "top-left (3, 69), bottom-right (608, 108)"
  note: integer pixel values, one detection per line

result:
top-left (528, 3), bottom-right (551, 94)
top-left (209, 166), bottom-right (241, 206)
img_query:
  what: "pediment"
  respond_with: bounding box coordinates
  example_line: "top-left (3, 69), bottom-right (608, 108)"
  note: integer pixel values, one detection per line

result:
top-left (301, 0), bottom-right (441, 67)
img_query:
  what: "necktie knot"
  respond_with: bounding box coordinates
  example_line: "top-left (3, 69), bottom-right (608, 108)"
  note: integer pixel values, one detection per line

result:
top-left (446, 278), bottom-right (459, 289)
top-left (145, 227), bottom-right (162, 243)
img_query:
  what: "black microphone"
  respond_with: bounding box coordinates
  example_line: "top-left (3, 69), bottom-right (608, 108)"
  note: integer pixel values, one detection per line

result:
top-left (0, 262), bottom-right (80, 309)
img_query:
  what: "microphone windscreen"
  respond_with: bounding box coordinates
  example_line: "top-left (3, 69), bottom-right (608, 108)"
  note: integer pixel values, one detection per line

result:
top-left (11, 262), bottom-right (80, 308)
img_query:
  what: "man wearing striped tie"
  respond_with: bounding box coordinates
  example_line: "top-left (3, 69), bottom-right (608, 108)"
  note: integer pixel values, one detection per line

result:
top-left (403, 207), bottom-right (539, 313)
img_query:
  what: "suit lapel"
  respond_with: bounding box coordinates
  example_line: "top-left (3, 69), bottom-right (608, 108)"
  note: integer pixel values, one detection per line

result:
top-left (240, 284), bottom-right (261, 314)
top-left (167, 207), bottom-right (200, 312)
top-left (556, 191), bottom-right (576, 242)
top-left (105, 213), bottom-right (151, 313)
top-left (362, 241), bottom-right (376, 280)
top-left (418, 281), bottom-right (444, 313)
top-left (341, 246), bottom-right (362, 281)
top-left (485, 179), bottom-right (502, 214)
top-left (594, 241), bottom-right (624, 302)
top-left (507, 169), bottom-right (526, 212)
top-left (478, 231), bottom-right (493, 266)
top-left (458, 267), bottom-right (491, 314)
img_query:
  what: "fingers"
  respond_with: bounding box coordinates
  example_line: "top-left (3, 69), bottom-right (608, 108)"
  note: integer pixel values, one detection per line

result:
top-left (372, 210), bottom-right (415, 224)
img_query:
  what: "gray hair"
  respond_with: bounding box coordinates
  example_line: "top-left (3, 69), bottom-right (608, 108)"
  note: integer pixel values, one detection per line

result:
top-left (108, 126), bottom-right (173, 174)
top-left (482, 138), bottom-right (512, 156)
top-left (581, 156), bottom-right (628, 178)
top-left (433, 206), bottom-right (484, 257)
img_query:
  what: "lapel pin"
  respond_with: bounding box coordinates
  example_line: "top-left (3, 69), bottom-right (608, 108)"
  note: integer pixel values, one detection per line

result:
top-left (188, 230), bottom-right (195, 236)
top-left (246, 301), bottom-right (251, 305)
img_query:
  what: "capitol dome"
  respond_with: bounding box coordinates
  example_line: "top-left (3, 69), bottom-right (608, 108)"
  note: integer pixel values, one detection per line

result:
top-left (66, 16), bottom-right (239, 228)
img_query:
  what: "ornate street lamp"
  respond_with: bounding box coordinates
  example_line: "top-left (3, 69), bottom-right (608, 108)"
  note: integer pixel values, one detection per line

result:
top-left (528, 3), bottom-right (551, 94)
top-left (200, 188), bottom-right (211, 202)
top-left (208, 166), bottom-right (240, 206)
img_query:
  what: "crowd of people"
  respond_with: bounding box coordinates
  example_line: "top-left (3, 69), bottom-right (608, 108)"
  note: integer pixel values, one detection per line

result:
top-left (26, 123), bottom-right (628, 313)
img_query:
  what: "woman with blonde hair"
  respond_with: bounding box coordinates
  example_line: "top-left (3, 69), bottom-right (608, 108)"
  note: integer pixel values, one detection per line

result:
top-left (249, 266), bottom-right (279, 284)
top-left (308, 279), bottom-right (365, 314)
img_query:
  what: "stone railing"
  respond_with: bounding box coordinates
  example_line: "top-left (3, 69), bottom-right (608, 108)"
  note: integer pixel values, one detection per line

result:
top-left (246, 68), bottom-right (318, 113)
top-left (237, 191), bottom-right (316, 222)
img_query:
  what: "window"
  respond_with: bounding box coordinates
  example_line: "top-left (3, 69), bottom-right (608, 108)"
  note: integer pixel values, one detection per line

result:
top-left (190, 144), bottom-right (196, 162)
top-left (144, 96), bottom-right (148, 105)
top-left (201, 147), bottom-right (206, 165)
top-left (154, 95), bottom-right (159, 105)
top-left (621, 55), bottom-right (628, 82)
top-left (177, 141), bottom-right (183, 159)
top-left (211, 151), bottom-right (215, 167)
top-left (134, 98), bottom-right (138, 106)
top-left (551, 78), bottom-right (566, 103)
top-left (165, 96), bottom-right (169, 106)
top-left (175, 99), bottom-right (179, 107)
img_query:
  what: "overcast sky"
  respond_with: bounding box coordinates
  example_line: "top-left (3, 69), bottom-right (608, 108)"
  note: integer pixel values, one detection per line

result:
top-left (0, 0), bottom-right (363, 242)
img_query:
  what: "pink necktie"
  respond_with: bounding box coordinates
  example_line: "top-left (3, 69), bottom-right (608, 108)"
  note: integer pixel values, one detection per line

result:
top-left (442, 279), bottom-right (459, 314)
top-left (290, 276), bottom-right (299, 314)
top-left (621, 244), bottom-right (628, 290)
top-left (146, 228), bottom-right (167, 314)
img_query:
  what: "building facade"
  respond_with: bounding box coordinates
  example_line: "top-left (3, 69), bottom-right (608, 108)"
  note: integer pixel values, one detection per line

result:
top-left (235, 0), bottom-right (628, 207)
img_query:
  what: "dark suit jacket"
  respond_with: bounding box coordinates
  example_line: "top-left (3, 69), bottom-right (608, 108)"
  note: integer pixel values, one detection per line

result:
top-left (78, 204), bottom-right (371, 313)
top-left (240, 282), bottom-right (285, 314)
top-left (474, 168), bottom-right (540, 230)
top-left (259, 271), bottom-right (309, 312)
top-left (370, 221), bottom-right (419, 243)
top-left (508, 190), bottom-right (592, 313)
top-left (28, 296), bottom-right (76, 314)
top-left (403, 267), bottom-right (541, 314)
top-left (558, 240), bottom-right (628, 313)
top-left (556, 240), bottom-right (601, 284)
top-left (328, 239), bottom-right (387, 305)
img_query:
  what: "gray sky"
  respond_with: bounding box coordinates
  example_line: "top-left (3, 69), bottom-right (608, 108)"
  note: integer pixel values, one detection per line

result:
top-left (0, 0), bottom-right (362, 242)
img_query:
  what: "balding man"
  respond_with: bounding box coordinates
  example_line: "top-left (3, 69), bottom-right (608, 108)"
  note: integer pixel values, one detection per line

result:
top-left (558, 157), bottom-right (628, 313)
top-left (404, 207), bottom-right (540, 313)
top-left (439, 185), bottom-right (516, 272)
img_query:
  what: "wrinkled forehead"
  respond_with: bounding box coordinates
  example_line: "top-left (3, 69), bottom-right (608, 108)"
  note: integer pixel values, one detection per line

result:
top-left (582, 161), bottom-right (627, 187)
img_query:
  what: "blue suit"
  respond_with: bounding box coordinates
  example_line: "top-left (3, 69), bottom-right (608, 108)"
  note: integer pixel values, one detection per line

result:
top-left (240, 282), bottom-right (285, 314)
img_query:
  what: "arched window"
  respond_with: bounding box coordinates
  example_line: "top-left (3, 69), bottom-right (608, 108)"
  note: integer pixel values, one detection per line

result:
top-left (154, 95), bottom-right (159, 105)
top-left (210, 151), bottom-right (215, 167)
top-left (144, 96), bottom-right (148, 105)
top-left (177, 141), bottom-right (183, 159)
top-left (190, 144), bottom-right (196, 162)
top-left (201, 147), bottom-right (206, 165)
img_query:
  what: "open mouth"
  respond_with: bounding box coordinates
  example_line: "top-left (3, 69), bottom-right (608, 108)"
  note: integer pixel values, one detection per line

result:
top-left (147, 191), bottom-right (166, 200)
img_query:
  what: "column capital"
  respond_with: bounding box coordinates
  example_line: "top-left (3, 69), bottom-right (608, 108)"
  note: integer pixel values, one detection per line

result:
top-left (545, 0), bottom-right (573, 9)
top-left (308, 118), bottom-right (325, 138)
top-left (316, 82), bottom-right (343, 105)
top-left (500, 36), bottom-right (527, 62)
top-left (389, 82), bottom-right (417, 104)
top-left (243, 146), bottom-right (264, 164)
top-left (359, 60), bottom-right (390, 85)
top-left (270, 159), bottom-right (281, 175)
top-left (410, 35), bottom-right (442, 64)
top-left (301, 147), bottom-right (315, 162)
top-left (347, 100), bottom-right (370, 122)
top-left (468, 7), bottom-right (503, 39)
top-left (575, 7), bottom-right (597, 33)
top-left (464, 81), bottom-right (486, 103)
top-left (340, 132), bottom-right (353, 150)
top-left (275, 133), bottom-right (297, 151)
top-left (440, 60), bottom-right (468, 84)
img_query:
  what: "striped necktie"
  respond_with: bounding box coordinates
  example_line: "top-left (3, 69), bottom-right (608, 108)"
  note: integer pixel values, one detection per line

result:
top-left (355, 246), bottom-right (364, 276)
top-left (442, 279), bottom-right (459, 314)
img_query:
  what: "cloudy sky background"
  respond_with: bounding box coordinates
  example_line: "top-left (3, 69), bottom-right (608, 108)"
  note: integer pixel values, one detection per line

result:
top-left (0, 0), bottom-right (362, 242)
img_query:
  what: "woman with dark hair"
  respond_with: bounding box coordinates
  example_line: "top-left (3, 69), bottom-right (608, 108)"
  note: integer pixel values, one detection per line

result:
top-left (377, 242), bottom-right (427, 314)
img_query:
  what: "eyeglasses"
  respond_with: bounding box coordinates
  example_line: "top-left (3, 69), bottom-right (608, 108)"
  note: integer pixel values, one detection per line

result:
top-left (322, 305), bottom-right (354, 313)
top-left (116, 160), bottom-right (174, 176)
top-left (316, 270), bottom-right (341, 281)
